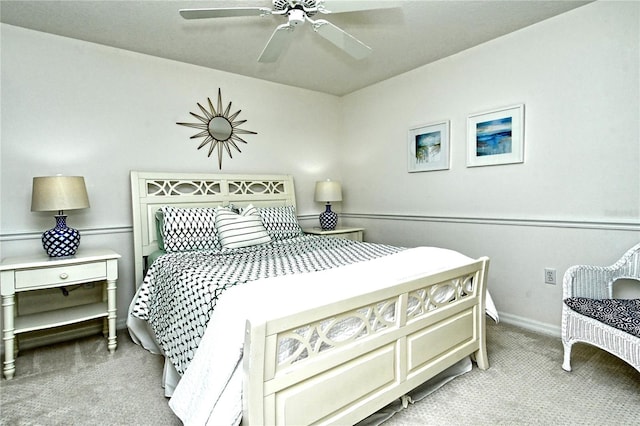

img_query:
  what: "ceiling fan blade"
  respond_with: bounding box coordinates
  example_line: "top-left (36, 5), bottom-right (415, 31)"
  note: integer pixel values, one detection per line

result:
top-left (312, 19), bottom-right (372, 60)
top-left (258, 24), bottom-right (295, 63)
top-left (179, 7), bottom-right (271, 20)
top-left (316, 1), bottom-right (401, 14)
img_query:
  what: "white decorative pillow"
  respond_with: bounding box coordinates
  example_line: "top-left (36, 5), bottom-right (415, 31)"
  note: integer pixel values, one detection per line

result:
top-left (257, 205), bottom-right (303, 241)
top-left (161, 206), bottom-right (220, 253)
top-left (215, 204), bottom-right (272, 249)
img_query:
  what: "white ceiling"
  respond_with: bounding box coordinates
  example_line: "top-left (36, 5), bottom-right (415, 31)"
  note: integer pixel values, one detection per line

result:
top-left (0, 0), bottom-right (590, 96)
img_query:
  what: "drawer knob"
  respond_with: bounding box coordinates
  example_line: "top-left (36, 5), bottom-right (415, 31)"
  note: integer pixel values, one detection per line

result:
top-left (59, 273), bottom-right (69, 280)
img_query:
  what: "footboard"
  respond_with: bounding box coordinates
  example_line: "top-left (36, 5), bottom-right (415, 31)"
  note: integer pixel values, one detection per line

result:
top-left (243, 257), bottom-right (489, 425)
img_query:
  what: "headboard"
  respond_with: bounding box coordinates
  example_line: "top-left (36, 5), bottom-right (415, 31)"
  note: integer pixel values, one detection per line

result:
top-left (130, 171), bottom-right (297, 288)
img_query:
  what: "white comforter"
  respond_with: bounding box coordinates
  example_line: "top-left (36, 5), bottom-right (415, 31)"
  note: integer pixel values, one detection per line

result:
top-left (153, 247), bottom-right (498, 425)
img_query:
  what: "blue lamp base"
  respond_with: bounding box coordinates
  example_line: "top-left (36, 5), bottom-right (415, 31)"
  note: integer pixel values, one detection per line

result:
top-left (42, 215), bottom-right (81, 257)
top-left (319, 204), bottom-right (338, 230)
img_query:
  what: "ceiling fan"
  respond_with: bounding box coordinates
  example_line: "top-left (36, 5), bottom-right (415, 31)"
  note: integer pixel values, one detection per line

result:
top-left (179, 0), bottom-right (399, 62)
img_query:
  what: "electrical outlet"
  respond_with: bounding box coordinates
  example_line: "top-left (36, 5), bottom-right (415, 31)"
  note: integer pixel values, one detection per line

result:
top-left (544, 268), bottom-right (556, 285)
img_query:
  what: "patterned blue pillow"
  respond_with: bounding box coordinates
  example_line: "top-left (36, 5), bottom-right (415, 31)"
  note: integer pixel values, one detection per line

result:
top-left (257, 205), bottom-right (303, 241)
top-left (161, 206), bottom-right (220, 252)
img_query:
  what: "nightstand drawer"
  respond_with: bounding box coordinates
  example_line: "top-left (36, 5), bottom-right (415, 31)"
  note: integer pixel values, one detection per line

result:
top-left (15, 262), bottom-right (106, 290)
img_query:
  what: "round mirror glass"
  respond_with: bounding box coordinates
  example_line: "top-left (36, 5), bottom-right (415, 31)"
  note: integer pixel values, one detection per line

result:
top-left (209, 116), bottom-right (233, 141)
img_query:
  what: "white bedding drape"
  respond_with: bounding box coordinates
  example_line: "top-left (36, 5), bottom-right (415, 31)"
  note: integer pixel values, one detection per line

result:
top-left (131, 247), bottom-right (497, 425)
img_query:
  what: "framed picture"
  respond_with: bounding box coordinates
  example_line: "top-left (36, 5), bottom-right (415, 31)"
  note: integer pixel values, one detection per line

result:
top-left (408, 120), bottom-right (450, 172)
top-left (467, 104), bottom-right (524, 167)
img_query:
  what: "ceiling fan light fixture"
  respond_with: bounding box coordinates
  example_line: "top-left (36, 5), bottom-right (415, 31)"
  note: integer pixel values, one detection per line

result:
top-left (288, 9), bottom-right (306, 26)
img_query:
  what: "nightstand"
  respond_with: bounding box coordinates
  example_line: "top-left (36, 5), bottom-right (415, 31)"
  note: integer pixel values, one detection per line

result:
top-left (304, 226), bottom-right (365, 242)
top-left (0, 249), bottom-right (120, 379)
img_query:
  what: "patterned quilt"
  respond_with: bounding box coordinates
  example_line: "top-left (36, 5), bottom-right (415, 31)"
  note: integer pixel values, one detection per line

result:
top-left (130, 235), bottom-right (404, 375)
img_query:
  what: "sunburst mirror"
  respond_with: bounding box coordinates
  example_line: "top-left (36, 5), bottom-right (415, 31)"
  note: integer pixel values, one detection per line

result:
top-left (177, 89), bottom-right (257, 169)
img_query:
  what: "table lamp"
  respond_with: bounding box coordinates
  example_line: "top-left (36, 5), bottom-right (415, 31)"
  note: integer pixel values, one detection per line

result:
top-left (314, 179), bottom-right (342, 230)
top-left (31, 176), bottom-right (90, 257)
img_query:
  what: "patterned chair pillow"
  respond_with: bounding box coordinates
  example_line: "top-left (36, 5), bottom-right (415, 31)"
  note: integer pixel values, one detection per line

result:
top-left (257, 205), bottom-right (303, 241)
top-left (564, 297), bottom-right (640, 338)
top-left (215, 204), bottom-right (272, 249)
top-left (161, 206), bottom-right (220, 253)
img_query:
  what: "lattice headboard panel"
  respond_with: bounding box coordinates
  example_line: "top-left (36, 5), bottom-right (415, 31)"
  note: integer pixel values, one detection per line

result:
top-left (130, 171), bottom-right (297, 287)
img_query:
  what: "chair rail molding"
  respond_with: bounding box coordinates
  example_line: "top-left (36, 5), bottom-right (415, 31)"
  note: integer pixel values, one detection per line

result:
top-left (2, 213), bottom-right (638, 242)
top-left (342, 213), bottom-right (640, 232)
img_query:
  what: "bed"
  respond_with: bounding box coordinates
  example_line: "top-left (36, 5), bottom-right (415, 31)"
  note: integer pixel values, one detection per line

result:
top-left (127, 171), bottom-right (495, 425)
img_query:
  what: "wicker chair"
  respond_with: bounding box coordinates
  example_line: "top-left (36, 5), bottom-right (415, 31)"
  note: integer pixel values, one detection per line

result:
top-left (561, 242), bottom-right (640, 373)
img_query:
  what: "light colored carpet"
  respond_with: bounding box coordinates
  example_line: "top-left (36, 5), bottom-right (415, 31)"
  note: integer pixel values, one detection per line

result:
top-left (1, 321), bottom-right (638, 425)
top-left (1, 332), bottom-right (180, 425)
top-left (384, 322), bottom-right (640, 425)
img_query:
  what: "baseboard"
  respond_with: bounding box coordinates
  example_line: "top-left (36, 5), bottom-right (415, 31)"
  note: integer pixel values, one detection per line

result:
top-left (498, 312), bottom-right (561, 337)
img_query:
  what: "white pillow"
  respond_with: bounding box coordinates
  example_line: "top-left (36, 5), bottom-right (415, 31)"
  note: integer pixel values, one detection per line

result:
top-left (215, 204), bottom-right (272, 249)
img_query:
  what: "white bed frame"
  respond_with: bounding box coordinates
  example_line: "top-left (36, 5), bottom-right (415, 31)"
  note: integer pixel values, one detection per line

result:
top-left (130, 171), bottom-right (297, 287)
top-left (130, 171), bottom-right (490, 425)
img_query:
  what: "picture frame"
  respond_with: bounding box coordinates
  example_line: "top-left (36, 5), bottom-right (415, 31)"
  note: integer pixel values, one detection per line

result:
top-left (408, 120), bottom-right (450, 172)
top-left (467, 104), bottom-right (524, 167)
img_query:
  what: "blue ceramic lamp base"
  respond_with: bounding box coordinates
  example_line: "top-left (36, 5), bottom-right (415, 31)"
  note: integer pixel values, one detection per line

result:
top-left (42, 215), bottom-right (81, 257)
top-left (319, 204), bottom-right (338, 230)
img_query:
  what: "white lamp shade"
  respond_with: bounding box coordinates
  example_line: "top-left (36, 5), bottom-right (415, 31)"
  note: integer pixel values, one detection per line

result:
top-left (31, 176), bottom-right (90, 212)
top-left (314, 180), bottom-right (342, 203)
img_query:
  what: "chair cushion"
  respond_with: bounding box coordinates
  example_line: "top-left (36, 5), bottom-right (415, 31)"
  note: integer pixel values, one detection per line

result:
top-left (564, 297), bottom-right (640, 338)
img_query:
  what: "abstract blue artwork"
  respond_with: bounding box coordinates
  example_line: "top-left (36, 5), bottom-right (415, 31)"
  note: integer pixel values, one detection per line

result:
top-left (408, 120), bottom-right (450, 172)
top-left (467, 104), bottom-right (524, 167)
top-left (476, 117), bottom-right (512, 156)
top-left (415, 130), bottom-right (442, 163)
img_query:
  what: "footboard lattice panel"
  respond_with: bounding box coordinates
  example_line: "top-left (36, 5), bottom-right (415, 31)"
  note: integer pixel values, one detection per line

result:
top-left (276, 298), bottom-right (397, 369)
top-left (407, 273), bottom-right (476, 321)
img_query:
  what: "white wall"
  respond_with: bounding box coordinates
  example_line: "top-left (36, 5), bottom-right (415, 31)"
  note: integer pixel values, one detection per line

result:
top-left (1, 1), bottom-right (639, 342)
top-left (0, 24), bottom-right (343, 326)
top-left (339, 1), bottom-right (640, 334)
